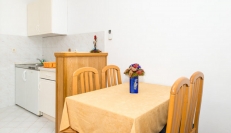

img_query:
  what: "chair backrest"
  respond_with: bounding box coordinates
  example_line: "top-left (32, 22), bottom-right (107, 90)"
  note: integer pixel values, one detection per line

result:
top-left (166, 77), bottom-right (190, 133)
top-left (72, 67), bottom-right (100, 95)
top-left (101, 65), bottom-right (122, 88)
top-left (185, 71), bottom-right (204, 133)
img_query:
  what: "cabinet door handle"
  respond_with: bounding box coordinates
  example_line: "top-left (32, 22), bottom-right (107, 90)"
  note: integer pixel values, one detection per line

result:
top-left (22, 70), bottom-right (27, 81)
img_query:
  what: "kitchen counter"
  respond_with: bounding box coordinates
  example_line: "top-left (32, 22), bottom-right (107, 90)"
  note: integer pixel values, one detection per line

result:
top-left (38, 67), bottom-right (56, 72)
top-left (15, 63), bottom-right (43, 71)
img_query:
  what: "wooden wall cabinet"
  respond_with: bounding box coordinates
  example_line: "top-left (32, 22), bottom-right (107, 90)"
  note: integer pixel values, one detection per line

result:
top-left (55, 52), bottom-right (108, 133)
top-left (27, 0), bottom-right (67, 37)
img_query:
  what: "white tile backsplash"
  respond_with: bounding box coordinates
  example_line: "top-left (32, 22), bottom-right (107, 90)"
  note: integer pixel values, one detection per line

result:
top-left (42, 31), bottom-right (105, 61)
top-left (0, 31), bottom-right (105, 108)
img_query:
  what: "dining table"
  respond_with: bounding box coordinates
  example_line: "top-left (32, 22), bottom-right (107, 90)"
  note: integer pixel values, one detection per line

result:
top-left (59, 82), bottom-right (171, 133)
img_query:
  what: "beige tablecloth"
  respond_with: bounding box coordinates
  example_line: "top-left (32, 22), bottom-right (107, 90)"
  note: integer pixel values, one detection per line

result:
top-left (60, 82), bottom-right (171, 133)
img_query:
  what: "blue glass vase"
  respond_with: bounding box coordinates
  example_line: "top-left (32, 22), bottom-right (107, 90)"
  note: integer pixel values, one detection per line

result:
top-left (130, 76), bottom-right (138, 93)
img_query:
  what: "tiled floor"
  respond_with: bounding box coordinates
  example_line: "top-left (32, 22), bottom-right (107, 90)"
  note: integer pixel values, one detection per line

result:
top-left (0, 105), bottom-right (55, 133)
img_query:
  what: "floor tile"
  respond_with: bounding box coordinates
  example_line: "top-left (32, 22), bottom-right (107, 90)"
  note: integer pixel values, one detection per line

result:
top-left (12, 115), bottom-right (30, 122)
top-left (0, 108), bottom-right (6, 113)
top-left (17, 121), bottom-right (35, 128)
top-left (0, 116), bottom-right (18, 122)
top-left (9, 109), bottom-right (28, 116)
top-left (3, 107), bottom-right (18, 113)
top-left (24, 127), bottom-right (42, 133)
top-left (9, 128), bottom-right (27, 133)
top-left (4, 107), bottom-right (23, 115)
top-left (0, 111), bottom-right (9, 118)
top-left (38, 127), bottom-right (54, 133)
top-left (0, 128), bottom-right (13, 133)
top-left (43, 121), bottom-right (55, 128)
top-left (30, 121), bottom-right (47, 128)
top-left (0, 105), bottom-right (55, 133)
top-left (20, 111), bottom-right (36, 117)
top-left (0, 121), bottom-right (9, 128)
top-left (36, 117), bottom-right (49, 122)
top-left (3, 121), bottom-right (21, 128)
top-left (24, 115), bottom-right (40, 122)
top-left (0, 112), bottom-right (12, 120)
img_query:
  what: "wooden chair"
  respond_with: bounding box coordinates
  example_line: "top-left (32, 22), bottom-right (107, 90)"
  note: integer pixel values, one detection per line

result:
top-left (185, 71), bottom-right (204, 133)
top-left (101, 65), bottom-right (122, 88)
top-left (65, 67), bottom-right (100, 132)
top-left (166, 77), bottom-right (190, 133)
top-left (72, 67), bottom-right (100, 95)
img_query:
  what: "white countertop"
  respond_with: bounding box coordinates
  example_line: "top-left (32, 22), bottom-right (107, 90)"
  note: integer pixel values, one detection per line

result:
top-left (38, 67), bottom-right (56, 72)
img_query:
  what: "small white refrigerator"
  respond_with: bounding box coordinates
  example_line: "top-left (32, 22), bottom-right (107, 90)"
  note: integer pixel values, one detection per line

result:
top-left (15, 67), bottom-right (41, 116)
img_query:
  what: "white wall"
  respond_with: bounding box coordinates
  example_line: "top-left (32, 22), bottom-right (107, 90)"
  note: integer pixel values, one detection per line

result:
top-left (67, 0), bottom-right (231, 132)
top-left (0, 0), bottom-right (34, 36)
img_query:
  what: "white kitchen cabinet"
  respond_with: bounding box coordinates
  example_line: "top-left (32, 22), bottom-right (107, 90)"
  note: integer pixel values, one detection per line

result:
top-left (15, 67), bottom-right (40, 115)
top-left (27, 0), bottom-right (67, 37)
top-left (39, 69), bottom-right (56, 118)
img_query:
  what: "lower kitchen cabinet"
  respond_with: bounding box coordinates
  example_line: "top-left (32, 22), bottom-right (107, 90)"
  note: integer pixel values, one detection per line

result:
top-left (39, 68), bottom-right (56, 118)
top-left (15, 67), bottom-right (40, 115)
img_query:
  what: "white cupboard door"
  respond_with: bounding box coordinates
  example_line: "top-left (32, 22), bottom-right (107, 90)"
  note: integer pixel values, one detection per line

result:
top-left (27, 0), bottom-right (39, 36)
top-left (26, 70), bottom-right (40, 115)
top-left (39, 0), bottom-right (52, 34)
top-left (27, 0), bottom-right (67, 36)
top-left (15, 68), bottom-right (27, 108)
top-left (39, 79), bottom-right (55, 118)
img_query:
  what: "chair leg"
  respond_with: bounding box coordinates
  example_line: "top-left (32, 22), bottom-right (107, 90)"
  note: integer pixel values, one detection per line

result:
top-left (159, 124), bottom-right (167, 133)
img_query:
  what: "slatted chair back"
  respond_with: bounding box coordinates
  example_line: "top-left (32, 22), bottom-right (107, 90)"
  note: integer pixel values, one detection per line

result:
top-left (185, 71), bottom-right (204, 133)
top-left (72, 67), bottom-right (100, 95)
top-left (166, 77), bottom-right (190, 133)
top-left (101, 65), bottom-right (122, 88)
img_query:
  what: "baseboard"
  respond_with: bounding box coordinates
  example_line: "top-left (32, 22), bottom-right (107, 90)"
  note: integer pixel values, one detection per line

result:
top-left (42, 112), bottom-right (55, 122)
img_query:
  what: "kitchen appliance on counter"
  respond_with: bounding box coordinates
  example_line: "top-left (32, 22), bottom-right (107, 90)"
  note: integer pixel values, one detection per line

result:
top-left (15, 63), bottom-right (42, 116)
